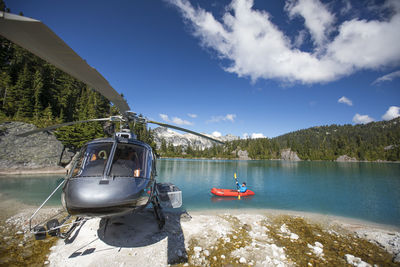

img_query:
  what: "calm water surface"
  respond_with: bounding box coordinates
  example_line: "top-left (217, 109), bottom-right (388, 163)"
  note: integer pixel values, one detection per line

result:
top-left (0, 159), bottom-right (399, 226)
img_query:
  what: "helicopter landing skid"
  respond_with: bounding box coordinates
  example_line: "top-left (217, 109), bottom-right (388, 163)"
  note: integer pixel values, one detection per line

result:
top-left (151, 194), bottom-right (165, 229)
top-left (32, 214), bottom-right (86, 242)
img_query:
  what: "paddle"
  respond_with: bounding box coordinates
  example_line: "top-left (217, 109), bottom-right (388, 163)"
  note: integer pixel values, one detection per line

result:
top-left (234, 173), bottom-right (241, 200)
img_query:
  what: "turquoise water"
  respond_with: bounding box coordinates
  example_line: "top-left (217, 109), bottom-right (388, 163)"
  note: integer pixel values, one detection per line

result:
top-left (0, 159), bottom-right (399, 226)
top-left (157, 159), bottom-right (400, 226)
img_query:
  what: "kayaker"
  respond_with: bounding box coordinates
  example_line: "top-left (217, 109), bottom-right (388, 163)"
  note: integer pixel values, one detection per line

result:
top-left (237, 182), bottom-right (247, 193)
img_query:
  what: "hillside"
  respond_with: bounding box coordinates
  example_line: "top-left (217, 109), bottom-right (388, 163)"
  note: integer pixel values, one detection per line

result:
top-left (156, 118), bottom-right (400, 162)
top-left (272, 118), bottom-right (400, 161)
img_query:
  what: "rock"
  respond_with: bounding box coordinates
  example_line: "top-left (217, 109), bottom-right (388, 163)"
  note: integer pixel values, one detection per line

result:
top-left (203, 250), bottom-right (210, 257)
top-left (280, 149), bottom-right (301, 161)
top-left (290, 233), bottom-right (299, 240)
top-left (280, 224), bottom-right (289, 233)
top-left (394, 253), bottom-right (400, 263)
top-left (345, 254), bottom-right (371, 267)
top-left (336, 155), bottom-right (357, 162)
top-left (0, 122), bottom-right (71, 170)
top-left (237, 150), bottom-right (251, 160)
top-left (180, 211), bottom-right (192, 222)
top-left (308, 243), bottom-right (324, 257)
top-left (315, 242), bottom-right (323, 248)
top-left (242, 223), bottom-right (252, 231)
top-left (221, 255), bottom-right (226, 259)
top-left (239, 257), bottom-right (247, 264)
top-left (193, 247), bottom-right (202, 253)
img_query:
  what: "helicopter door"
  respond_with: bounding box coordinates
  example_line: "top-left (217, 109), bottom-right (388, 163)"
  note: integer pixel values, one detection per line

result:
top-left (72, 143), bottom-right (113, 177)
top-left (109, 143), bottom-right (148, 178)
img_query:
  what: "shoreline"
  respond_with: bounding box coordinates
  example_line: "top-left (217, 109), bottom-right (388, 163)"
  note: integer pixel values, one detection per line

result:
top-left (1, 205), bottom-right (399, 266)
top-left (186, 208), bottom-right (400, 232)
top-left (160, 157), bottom-right (400, 163)
top-left (0, 158), bottom-right (398, 175)
top-left (1, 194), bottom-right (399, 231)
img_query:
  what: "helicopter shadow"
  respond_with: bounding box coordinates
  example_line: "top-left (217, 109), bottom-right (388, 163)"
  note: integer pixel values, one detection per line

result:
top-left (97, 208), bottom-right (189, 264)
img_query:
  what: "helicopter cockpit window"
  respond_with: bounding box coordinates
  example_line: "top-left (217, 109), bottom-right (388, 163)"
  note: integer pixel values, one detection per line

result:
top-left (109, 144), bottom-right (147, 178)
top-left (72, 143), bottom-right (113, 177)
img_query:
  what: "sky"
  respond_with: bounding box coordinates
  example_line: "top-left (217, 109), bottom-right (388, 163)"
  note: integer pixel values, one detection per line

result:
top-left (6, 0), bottom-right (400, 139)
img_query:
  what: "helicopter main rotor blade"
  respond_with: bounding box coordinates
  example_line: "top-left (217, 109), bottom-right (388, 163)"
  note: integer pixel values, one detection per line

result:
top-left (17, 118), bottom-right (113, 137)
top-left (147, 120), bottom-right (225, 145)
top-left (0, 12), bottom-right (130, 114)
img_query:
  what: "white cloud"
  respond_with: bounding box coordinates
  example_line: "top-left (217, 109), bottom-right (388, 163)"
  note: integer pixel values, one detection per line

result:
top-left (352, 113), bottom-right (374, 124)
top-left (212, 131), bottom-right (222, 137)
top-left (242, 132), bottom-right (265, 139)
top-left (251, 133), bottom-right (265, 139)
top-left (340, 0), bottom-right (352, 15)
top-left (372, 70), bottom-right (400, 85)
top-left (168, 0), bottom-right (400, 84)
top-left (208, 114), bottom-right (236, 123)
top-left (159, 113), bottom-right (193, 125)
top-left (159, 114), bottom-right (169, 122)
top-left (338, 96), bottom-right (353, 106)
top-left (188, 113), bottom-right (198, 118)
top-left (285, 0), bottom-right (335, 48)
top-left (382, 106), bottom-right (400, 121)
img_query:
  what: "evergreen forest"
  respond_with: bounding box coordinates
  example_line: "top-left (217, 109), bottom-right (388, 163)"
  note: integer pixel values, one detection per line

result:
top-left (156, 118), bottom-right (400, 162)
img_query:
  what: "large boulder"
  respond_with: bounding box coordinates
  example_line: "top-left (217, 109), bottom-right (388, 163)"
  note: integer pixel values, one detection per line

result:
top-left (336, 155), bottom-right (357, 162)
top-left (0, 122), bottom-right (73, 171)
top-left (280, 149), bottom-right (301, 161)
top-left (237, 150), bottom-right (251, 160)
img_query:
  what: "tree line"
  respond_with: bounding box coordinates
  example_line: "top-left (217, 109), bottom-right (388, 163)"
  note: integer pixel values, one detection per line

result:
top-left (157, 119), bottom-right (400, 162)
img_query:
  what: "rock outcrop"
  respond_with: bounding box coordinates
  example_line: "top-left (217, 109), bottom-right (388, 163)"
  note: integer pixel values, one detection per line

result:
top-left (0, 122), bottom-right (74, 171)
top-left (237, 150), bottom-right (251, 160)
top-left (153, 127), bottom-right (239, 150)
top-left (280, 149), bottom-right (301, 161)
top-left (336, 155), bottom-right (357, 162)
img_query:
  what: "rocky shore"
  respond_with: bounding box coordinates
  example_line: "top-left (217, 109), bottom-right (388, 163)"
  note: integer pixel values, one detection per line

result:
top-left (1, 206), bottom-right (399, 266)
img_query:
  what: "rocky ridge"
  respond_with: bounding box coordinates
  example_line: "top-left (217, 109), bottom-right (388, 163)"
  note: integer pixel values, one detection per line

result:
top-left (153, 127), bottom-right (239, 150)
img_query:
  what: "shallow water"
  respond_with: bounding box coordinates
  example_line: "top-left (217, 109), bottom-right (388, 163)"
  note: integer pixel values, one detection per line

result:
top-left (0, 159), bottom-right (399, 226)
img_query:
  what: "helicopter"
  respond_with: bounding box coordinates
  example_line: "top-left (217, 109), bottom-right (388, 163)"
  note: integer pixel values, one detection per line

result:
top-left (0, 11), bottom-right (224, 240)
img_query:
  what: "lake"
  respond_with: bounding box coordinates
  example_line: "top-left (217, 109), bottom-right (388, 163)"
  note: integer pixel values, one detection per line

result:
top-left (0, 159), bottom-right (399, 226)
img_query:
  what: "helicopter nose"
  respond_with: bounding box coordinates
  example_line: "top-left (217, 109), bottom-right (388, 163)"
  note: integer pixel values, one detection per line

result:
top-left (64, 177), bottom-right (150, 216)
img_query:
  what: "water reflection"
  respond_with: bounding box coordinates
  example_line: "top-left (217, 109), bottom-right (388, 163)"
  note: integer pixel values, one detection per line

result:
top-left (210, 196), bottom-right (254, 203)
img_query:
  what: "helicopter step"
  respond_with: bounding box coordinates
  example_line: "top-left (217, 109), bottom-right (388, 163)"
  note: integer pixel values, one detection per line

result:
top-left (156, 183), bottom-right (182, 209)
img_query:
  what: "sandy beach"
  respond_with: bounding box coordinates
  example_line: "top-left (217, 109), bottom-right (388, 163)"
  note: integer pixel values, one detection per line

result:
top-left (1, 204), bottom-right (399, 267)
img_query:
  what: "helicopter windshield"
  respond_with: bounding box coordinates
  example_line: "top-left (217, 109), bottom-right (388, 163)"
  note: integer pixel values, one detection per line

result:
top-left (72, 143), bottom-right (113, 177)
top-left (109, 143), bottom-right (147, 178)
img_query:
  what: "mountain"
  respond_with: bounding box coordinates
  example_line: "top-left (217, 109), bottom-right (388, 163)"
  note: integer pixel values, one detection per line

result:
top-left (153, 127), bottom-right (239, 150)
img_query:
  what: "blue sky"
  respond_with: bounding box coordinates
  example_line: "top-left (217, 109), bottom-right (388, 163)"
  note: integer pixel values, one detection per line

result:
top-left (7, 0), bottom-right (400, 138)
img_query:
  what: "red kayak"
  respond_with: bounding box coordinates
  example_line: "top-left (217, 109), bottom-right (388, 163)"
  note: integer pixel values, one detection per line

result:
top-left (211, 187), bottom-right (255, 197)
